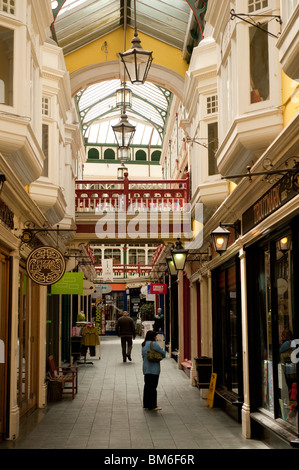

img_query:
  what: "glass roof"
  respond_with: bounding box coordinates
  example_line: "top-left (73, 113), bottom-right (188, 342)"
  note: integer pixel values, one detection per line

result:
top-left (51, 1), bottom-right (208, 148)
top-left (75, 79), bottom-right (172, 146)
top-left (51, 0), bottom-right (192, 54)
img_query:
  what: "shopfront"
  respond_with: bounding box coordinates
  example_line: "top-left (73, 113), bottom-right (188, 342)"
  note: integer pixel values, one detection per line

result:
top-left (212, 257), bottom-right (243, 403)
top-left (243, 170), bottom-right (299, 443)
top-left (246, 217), bottom-right (299, 440)
top-left (0, 247), bottom-right (10, 440)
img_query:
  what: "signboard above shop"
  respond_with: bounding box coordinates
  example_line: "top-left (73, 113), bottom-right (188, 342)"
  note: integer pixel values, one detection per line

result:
top-left (242, 166), bottom-right (299, 234)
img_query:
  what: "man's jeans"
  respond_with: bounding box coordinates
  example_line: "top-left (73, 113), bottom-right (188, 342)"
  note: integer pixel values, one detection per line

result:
top-left (121, 336), bottom-right (133, 360)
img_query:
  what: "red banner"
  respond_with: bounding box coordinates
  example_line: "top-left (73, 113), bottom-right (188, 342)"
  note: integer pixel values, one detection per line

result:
top-left (150, 283), bottom-right (167, 295)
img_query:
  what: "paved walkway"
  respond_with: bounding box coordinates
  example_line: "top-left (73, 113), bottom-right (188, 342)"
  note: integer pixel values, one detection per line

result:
top-left (1, 336), bottom-right (269, 450)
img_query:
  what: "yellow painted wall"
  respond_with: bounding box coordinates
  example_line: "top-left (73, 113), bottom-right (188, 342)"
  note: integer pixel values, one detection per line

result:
top-left (64, 27), bottom-right (188, 78)
top-left (281, 70), bottom-right (299, 127)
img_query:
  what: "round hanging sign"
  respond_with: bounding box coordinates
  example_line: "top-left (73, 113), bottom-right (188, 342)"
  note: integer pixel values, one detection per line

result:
top-left (26, 246), bottom-right (66, 286)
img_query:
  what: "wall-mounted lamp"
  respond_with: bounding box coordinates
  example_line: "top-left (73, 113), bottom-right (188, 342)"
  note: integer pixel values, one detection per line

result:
top-left (166, 256), bottom-right (177, 276)
top-left (211, 221), bottom-right (241, 255)
top-left (278, 236), bottom-right (290, 252)
top-left (171, 237), bottom-right (188, 271)
top-left (169, 237), bottom-right (211, 271)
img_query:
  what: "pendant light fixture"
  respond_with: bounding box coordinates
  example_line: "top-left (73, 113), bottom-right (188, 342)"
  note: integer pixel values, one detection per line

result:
top-left (118, 0), bottom-right (153, 84)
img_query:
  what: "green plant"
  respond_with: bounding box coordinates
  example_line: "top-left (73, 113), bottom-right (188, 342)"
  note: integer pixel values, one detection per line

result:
top-left (140, 303), bottom-right (154, 321)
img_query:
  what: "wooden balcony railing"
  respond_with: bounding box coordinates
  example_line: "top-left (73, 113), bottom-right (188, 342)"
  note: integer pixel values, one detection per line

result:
top-left (94, 264), bottom-right (154, 279)
top-left (75, 172), bottom-right (190, 213)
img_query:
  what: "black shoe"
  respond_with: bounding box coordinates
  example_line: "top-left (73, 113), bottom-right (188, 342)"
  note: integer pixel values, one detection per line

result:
top-left (126, 354), bottom-right (132, 361)
top-left (123, 358), bottom-right (126, 362)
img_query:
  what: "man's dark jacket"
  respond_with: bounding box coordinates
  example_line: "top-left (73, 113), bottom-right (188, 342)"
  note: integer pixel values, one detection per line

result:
top-left (115, 315), bottom-right (136, 338)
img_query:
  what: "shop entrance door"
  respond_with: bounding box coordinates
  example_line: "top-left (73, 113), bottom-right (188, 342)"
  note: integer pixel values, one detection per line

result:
top-left (17, 269), bottom-right (39, 420)
top-left (0, 251), bottom-right (9, 439)
top-left (213, 260), bottom-right (243, 397)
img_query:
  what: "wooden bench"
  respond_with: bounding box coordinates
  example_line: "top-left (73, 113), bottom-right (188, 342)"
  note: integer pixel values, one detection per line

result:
top-left (180, 359), bottom-right (192, 378)
top-left (47, 355), bottom-right (78, 400)
top-left (215, 387), bottom-right (243, 422)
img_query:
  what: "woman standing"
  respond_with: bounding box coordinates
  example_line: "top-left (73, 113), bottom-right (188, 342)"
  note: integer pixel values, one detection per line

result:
top-left (142, 330), bottom-right (166, 411)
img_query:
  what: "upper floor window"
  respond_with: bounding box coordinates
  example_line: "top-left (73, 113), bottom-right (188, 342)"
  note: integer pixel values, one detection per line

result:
top-left (248, 0), bottom-right (268, 12)
top-left (0, 26), bottom-right (13, 106)
top-left (104, 248), bottom-right (121, 265)
top-left (42, 96), bottom-right (50, 116)
top-left (285, 0), bottom-right (299, 20)
top-left (250, 25), bottom-right (269, 103)
top-left (208, 122), bottom-right (218, 175)
top-left (0, 0), bottom-right (15, 15)
top-left (207, 95), bottom-right (218, 114)
top-left (41, 124), bottom-right (49, 177)
top-left (128, 249), bottom-right (145, 265)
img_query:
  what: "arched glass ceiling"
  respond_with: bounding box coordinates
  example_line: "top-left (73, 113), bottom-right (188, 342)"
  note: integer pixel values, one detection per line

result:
top-left (75, 79), bottom-right (172, 147)
top-left (51, 0), bottom-right (192, 54)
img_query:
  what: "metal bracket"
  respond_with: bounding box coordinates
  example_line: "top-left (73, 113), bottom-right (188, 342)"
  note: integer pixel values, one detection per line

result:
top-left (19, 223), bottom-right (76, 244)
top-left (222, 159), bottom-right (299, 183)
top-left (230, 9), bottom-right (282, 39)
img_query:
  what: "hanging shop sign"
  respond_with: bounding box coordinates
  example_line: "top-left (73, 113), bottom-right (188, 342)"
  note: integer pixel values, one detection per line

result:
top-left (150, 283), bottom-right (167, 295)
top-left (93, 284), bottom-right (113, 297)
top-left (242, 167), bottom-right (299, 234)
top-left (51, 272), bottom-right (83, 294)
top-left (26, 246), bottom-right (66, 286)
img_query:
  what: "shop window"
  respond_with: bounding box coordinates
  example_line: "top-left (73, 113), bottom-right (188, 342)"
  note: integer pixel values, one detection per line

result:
top-left (248, 0), bottom-right (268, 12)
top-left (0, 26), bottom-right (14, 106)
top-left (104, 148), bottom-right (115, 160)
top-left (250, 25), bottom-right (269, 103)
top-left (275, 236), bottom-right (297, 427)
top-left (255, 233), bottom-right (297, 428)
top-left (208, 122), bottom-right (218, 175)
top-left (135, 150), bottom-right (147, 161)
top-left (260, 248), bottom-right (274, 414)
top-left (88, 148), bottom-right (100, 160)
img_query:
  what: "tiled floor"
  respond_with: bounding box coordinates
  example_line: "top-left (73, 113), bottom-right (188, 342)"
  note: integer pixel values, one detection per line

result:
top-left (1, 336), bottom-right (269, 450)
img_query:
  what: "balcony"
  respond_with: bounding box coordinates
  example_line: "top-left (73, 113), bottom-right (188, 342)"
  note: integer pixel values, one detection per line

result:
top-left (75, 172), bottom-right (190, 213)
top-left (75, 173), bottom-right (191, 243)
top-left (94, 263), bottom-right (154, 280)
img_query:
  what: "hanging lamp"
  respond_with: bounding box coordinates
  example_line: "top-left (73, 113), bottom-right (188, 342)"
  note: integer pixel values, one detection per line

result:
top-left (118, 0), bottom-right (153, 84)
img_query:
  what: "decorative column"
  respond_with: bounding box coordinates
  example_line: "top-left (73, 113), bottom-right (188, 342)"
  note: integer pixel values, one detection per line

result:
top-left (8, 249), bottom-right (20, 440)
top-left (37, 286), bottom-right (48, 409)
top-left (239, 248), bottom-right (251, 438)
top-left (177, 270), bottom-right (184, 368)
top-left (189, 280), bottom-right (198, 385)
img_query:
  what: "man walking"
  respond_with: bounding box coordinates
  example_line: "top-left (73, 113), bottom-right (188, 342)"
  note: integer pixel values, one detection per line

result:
top-left (115, 311), bottom-right (136, 362)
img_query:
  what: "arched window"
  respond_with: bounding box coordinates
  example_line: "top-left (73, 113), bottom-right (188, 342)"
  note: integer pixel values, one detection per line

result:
top-left (151, 150), bottom-right (161, 162)
top-left (104, 148), bottom-right (115, 160)
top-left (88, 148), bottom-right (99, 160)
top-left (135, 150), bottom-right (147, 161)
